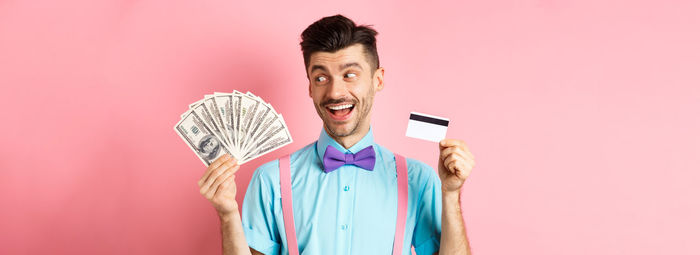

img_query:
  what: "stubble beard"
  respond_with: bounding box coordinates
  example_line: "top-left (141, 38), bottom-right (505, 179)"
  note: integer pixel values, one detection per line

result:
top-left (316, 93), bottom-right (374, 139)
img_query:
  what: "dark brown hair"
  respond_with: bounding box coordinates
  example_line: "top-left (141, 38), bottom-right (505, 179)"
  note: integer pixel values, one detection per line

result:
top-left (300, 14), bottom-right (379, 74)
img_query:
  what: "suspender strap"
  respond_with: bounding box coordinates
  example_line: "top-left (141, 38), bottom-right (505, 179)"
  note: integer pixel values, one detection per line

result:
top-left (279, 155), bottom-right (299, 255)
top-left (393, 153), bottom-right (409, 255)
top-left (279, 153), bottom-right (409, 255)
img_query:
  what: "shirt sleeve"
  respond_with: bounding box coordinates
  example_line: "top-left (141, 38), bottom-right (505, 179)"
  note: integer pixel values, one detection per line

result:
top-left (241, 161), bottom-right (282, 255)
top-left (411, 161), bottom-right (443, 255)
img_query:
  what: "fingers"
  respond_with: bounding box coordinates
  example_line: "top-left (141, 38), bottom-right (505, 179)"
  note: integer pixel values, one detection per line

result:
top-left (199, 158), bottom-right (239, 196)
top-left (440, 146), bottom-right (469, 162)
top-left (203, 171), bottom-right (232, 199)
top-left (439, 139), bottom-right (475, 165)
top-left (444, 155), bottom-right (471, 176)
top-left (439, 139), bottom-right (476, 185)
top-left (443, 153), bottom-right (461, 173)
top-left (439, 138), bottom-right (465, 148)
top-left (199, 154), bottom-right (232, 186)
top-left (213, 174), bottom-right (236, 199)
top-left (444, 152), bottom-right (476, 167)
top-left (201, 162), bottom-right (238, 194)
top-left (211, 154), bottom-right (231, 170)
top-left (205, 165), bottom-right (239, 199)
top-left (439, 139), bottom-right (474, 156)
top-left (199, 155), bottom-right (238, 188)
top-left (446, 160), bottom-right (458, 174)
top-left (220, 173), bottom-right (236, 190)
top-left (441, 148), bottom-right (476, 174)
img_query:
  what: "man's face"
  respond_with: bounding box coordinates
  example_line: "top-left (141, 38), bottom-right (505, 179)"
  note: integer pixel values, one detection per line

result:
top-left (307, 44), bottom-right (384, 138)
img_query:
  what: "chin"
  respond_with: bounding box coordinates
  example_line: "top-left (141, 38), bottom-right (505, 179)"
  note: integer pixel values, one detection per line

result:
top-left (325, 120), bottom-right (357, 137)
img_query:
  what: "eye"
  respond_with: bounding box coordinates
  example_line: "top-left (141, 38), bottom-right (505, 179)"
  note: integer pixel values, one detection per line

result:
top-left (344, 73), bottom-right (357, 79)
top-left (315, 76), bottom-right (327, 83)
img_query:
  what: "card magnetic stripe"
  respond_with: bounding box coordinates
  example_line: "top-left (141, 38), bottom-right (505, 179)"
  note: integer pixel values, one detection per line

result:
top-left (409, 113), bottom-right (449, 126)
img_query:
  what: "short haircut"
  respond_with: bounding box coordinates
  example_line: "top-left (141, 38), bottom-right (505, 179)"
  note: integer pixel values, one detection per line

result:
top-left (300, 14), bottom-right (380, 74)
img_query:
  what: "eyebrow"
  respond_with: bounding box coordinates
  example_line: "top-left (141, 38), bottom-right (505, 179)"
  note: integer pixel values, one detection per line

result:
top-left (309, 62), bottom-right (364, 74)
top-left (340, 62), bottom-right (363, 71)
top-left (310, 65), bottom-right (328, 74)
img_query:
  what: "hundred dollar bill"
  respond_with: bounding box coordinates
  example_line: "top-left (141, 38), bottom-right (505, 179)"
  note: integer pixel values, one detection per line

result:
top-left (241, 107), bottom-right (280, 154)
top-left (176, 90), bottom-right (292, 165)
top-left (241, 100), bottom-right (275, 152)
top-left (242, 116), bottom-right (292, 162)
top-left (190, 101), bottom-right (231, 151)
top-left (213, 93), bottom-right (236, 155)
top-left (242, 91), bottom-right (273, 146)
top-left (242, 117), bottom-right (292, 162)
top-left (237, 92), bottom-right (260, 153)
top-left (232, 91), bottom-right (244, 150)
top-left (203, 95), bottom-right (230, 145)
top-left (174, 110), bottom-right (233, 166)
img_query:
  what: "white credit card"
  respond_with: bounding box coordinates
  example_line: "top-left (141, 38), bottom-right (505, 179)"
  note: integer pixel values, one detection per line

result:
top-left (405, 112), bottom-right (449, 142)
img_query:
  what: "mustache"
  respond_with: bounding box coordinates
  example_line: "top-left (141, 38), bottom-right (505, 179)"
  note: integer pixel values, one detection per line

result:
top-left (321, 98), bottom-right (357, 107)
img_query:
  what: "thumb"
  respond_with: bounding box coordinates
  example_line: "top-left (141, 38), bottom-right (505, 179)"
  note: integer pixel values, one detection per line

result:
top-left (438, 139), bottom-right (447, 162)
top-left (437, 143), bottom-right (445, 171)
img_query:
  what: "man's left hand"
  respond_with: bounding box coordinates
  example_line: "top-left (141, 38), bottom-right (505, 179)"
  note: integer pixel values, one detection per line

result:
top-left (438, 138), bottom-right (476, 193)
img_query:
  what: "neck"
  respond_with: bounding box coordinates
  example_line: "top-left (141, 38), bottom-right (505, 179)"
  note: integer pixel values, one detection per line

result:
top-left (325, 124), bottom-right (370, 149)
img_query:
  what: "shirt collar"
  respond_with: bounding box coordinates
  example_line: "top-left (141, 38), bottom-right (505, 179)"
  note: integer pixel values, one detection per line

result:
top-left (316, 126), bottom-right (376, 161)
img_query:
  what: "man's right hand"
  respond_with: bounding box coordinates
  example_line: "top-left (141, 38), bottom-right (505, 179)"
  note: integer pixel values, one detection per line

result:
top-left (198, 154), bottom-right (241, 216)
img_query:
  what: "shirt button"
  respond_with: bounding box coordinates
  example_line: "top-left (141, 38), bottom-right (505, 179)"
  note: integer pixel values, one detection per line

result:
top-left (341, 224), bottom-right (348, 230)
top-left (343, 185), bottom-right (350, 191)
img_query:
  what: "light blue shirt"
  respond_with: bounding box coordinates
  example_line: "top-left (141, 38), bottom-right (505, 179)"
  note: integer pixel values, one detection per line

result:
top-left (241, 127), bottom-right (442, 255)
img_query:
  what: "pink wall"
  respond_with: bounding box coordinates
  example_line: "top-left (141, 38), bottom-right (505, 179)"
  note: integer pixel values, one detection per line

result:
top-left (1, 0), bottom-right (699, 254)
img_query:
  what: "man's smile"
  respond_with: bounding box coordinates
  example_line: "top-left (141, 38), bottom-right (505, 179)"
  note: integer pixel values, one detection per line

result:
top-left (325, 103), bottom-right (355, 121)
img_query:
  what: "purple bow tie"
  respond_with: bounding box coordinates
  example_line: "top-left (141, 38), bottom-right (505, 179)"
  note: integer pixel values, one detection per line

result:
top-left (322, 145), bottom-right (376, 173)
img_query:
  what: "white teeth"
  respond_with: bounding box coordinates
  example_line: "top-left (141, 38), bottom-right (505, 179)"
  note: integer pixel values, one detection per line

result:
top-left (328, 104), bottom-right (353, 110)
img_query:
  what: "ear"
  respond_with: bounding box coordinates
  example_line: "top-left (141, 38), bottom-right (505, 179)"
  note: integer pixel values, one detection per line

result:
top-left (374, 67), bottom-right (385, 92)
top-left (308, 81), bottom-right (312, 98)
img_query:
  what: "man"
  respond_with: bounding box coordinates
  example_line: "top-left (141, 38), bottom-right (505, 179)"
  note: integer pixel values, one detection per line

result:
top-left (197, 15), bottom-right (476, 255)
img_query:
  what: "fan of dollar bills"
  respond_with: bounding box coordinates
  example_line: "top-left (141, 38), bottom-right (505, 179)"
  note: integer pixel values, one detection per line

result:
top-left (174, 91), bottom-right (293, 166)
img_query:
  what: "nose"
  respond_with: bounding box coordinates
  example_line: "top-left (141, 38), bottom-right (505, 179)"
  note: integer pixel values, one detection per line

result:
top-left (326, 78), bottom-right (349, 100)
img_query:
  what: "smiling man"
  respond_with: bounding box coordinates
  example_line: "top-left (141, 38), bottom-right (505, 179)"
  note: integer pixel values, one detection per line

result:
top-left (197, 15), bottom-right (476, 255)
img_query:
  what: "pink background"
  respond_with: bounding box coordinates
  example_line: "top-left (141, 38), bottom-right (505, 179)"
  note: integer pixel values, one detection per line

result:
top-left (1, 0), bottom-right (699, 254)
